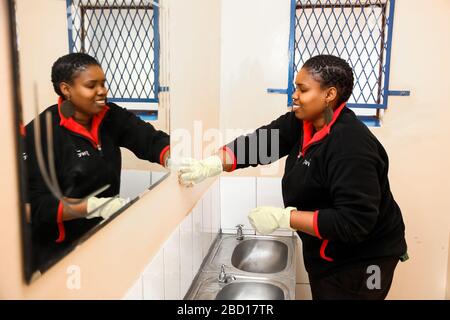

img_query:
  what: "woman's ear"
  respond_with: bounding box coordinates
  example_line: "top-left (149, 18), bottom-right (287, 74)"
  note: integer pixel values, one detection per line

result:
top-left (59, 82), bottom-right (71, 100)
top-left (325, 87), bottom-right (338, 105)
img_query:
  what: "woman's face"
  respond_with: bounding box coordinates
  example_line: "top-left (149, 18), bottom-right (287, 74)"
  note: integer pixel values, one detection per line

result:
top-left (291, 67), bottom-right (335, 121)
top-left (61, 65), bottom-right (108, 116)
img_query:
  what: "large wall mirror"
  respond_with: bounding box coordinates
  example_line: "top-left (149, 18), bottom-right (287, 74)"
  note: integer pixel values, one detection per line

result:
top-left (7, 0), bottom-right (171, 283)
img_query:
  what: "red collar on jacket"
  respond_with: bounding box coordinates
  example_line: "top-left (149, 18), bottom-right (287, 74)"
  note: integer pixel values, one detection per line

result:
top-left (57, 97), bottom-right (109, 147)
top-left (301, 102), bottom-right (347, 157)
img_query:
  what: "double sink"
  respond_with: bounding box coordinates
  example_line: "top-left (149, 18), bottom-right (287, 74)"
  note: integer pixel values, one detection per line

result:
top-left (184, 227), bottom-right (297, 300)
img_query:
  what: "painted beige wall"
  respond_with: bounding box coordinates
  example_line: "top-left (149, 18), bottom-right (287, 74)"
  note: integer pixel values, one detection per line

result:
top-left (219, 0), bottom-right (290, 178)
top-left (220, 0), bottom-right (450, 299)
top-left (373, 0), bottom-right (450, 299)
top-left (0, 0), bottom-right (221, 299)
top-left (15, 0), bottom-right (68, 125)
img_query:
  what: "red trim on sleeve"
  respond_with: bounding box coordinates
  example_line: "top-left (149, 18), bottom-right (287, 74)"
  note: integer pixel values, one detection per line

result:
top-left (19, 122), bottom-right (26, 136)
top-left (159, 145), bottom-right (170, 166)
top-left (320, 240), bottom-right (334, 262)
top-left (55, 201), bottom-right (66, 243)
top-left (314, 211), bottom-right (333, 261)
top-left (222, 146), bottom-right (237, 172)
top-left (313, 210), bottom-right (323, 239)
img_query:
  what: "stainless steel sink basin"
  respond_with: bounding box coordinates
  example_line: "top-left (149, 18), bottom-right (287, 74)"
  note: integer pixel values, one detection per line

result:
top-left (184, 234), bottom-right (297, 300)
top-left (231, 239), bottom-right (288, 273)
top-left (215, 282), bottom-right (284, 300)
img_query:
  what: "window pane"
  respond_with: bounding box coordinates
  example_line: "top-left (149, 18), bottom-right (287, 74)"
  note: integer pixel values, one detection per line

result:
top-left (68, 0), bottom-right (158, 102)
top-left (293, 0), bottom-right (392, 107)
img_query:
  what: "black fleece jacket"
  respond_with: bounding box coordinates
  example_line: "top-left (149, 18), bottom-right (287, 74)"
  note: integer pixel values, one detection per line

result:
top-left (225, 104), bottom-right (407, 278)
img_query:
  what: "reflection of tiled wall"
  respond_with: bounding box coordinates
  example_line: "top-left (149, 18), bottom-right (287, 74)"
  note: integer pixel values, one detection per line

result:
top-left (151, 171), bottom-right (167, 185)
top-left (120, 170), bottom-right (168, 200)
top-left (120, 170), bottom-right (151, 200)
top-left (220, 176), bottom-right (312, 300)
top-left (123, 180), bottom-right (221, 300)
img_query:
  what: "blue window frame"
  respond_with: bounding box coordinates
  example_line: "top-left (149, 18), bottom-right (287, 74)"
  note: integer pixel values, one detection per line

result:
top-left (66, 0), bottom-right (160, 116)
top-left (279, 0), bottom-right (409, 126)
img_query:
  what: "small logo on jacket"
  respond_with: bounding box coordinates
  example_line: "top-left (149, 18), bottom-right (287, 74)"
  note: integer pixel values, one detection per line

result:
top-left (76, 150), bottom-right (90, 158)
top-left (302, 159), bottom-right (311, 167)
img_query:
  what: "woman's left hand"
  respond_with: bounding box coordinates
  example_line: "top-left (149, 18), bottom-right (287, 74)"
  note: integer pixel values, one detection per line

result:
top-left (248, 206), bottom-right (297, 235)
top-left (86, 197), bottom-right (129, 220)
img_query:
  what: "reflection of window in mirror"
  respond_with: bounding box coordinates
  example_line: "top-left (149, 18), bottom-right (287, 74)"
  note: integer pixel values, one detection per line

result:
top-left (11, 0), bottom-right (171, 283)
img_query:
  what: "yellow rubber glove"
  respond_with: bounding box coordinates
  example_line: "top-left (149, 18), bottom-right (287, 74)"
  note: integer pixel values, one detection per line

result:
top-left (248, 206), bottom-right (297, 235)
top-left (177, 156), bottom-right (223, 187)
top-left (86, 197), bottom-right (129, 220)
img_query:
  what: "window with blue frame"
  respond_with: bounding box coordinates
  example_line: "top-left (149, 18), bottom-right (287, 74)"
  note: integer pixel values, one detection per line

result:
top-left (66, 0), bottom-right (160, 120)
top-left (283, 0), bottom-right (409, 127)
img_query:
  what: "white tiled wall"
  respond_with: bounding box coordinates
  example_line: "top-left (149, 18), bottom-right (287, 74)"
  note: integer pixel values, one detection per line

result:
top-left (142, 249), bottom-right (164, 300)
top-left (163, 227), bottom-right (181, 299)
top-left (192, 202), bottom-right (203, 275)
top-left (120, 170), bottom-right (168, 200)
top-left (202, 189), bottom-right (213, 256)
top-left (256, 177), bottom-right (284, 207)
top-left (180, 213), bottom-right (194, 297)
top-left (211, 179), bottom-right (221, 235)
top-left (220, 177), bottom-right (256, 234)
top-left (123, 179), bottom-right (221, 300)
top-left (151, 171), bottom-right (167, 185)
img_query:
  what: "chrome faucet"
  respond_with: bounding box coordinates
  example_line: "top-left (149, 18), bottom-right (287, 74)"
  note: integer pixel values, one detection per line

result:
top-left (236, 224), bottom-right (244, 241)
top-left (218, 264), bottom-right (236, 284)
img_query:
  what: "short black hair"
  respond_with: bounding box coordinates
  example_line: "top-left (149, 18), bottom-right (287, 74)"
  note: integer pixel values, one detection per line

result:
top-left (302, 55), bottom-right (354, 106)
top-left (51, 53), bottom-right (101, 98)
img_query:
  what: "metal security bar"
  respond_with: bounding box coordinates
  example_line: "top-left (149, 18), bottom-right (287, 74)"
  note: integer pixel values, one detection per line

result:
top-left (287, 0), bottom-right (396, 112)
top-left (66, 0), bottom-right (160, 104)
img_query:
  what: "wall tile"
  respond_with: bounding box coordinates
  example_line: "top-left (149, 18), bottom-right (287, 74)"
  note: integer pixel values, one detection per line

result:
top-left (151, 171), bottom-right (167, 185)
top-left (180, 212), bottom-right (194, 298)
top-left (256, 177), bottom-right (284, 207)
top-left (192, 204), bottom-right (203, 275)
top-left (120, 169), bottom-right (150, 199)
top-left (142, 249), bottom-right (164, 300)
top-left (211, 179), bottom-right (221, 235)
top-left (220, 177), bottom-right (256, 231)
top-left (202, 189), bottom-right (213, 257)
top-left (163, 227), bottom-right (181, 300)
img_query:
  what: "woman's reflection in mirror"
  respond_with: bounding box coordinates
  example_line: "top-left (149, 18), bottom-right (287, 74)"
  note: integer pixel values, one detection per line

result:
top-left (24, 53), bottom-right (170, 271)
